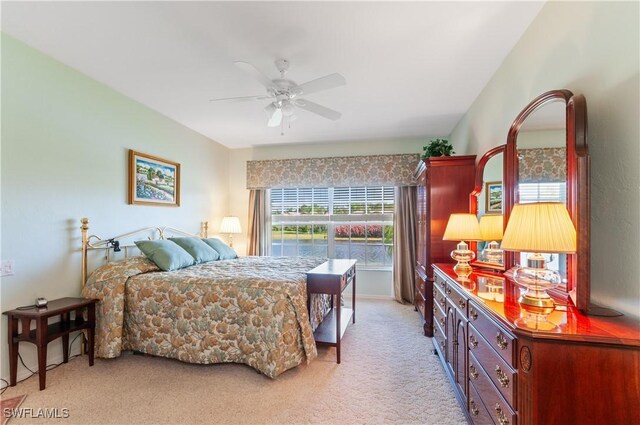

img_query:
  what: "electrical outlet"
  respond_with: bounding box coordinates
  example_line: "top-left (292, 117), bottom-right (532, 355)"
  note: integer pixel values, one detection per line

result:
top-left (1, 260), bottom-right (15, 277)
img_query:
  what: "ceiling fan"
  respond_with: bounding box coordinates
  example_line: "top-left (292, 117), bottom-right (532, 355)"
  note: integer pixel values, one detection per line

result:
top-left (210, 59), bottom-right (346, 128)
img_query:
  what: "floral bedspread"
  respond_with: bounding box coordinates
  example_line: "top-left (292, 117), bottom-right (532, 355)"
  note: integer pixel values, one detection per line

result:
top-left (82, 256), bottom-right (327, 378)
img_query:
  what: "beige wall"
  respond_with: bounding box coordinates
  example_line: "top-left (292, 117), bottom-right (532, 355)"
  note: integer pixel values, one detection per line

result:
top-left (1, 35), bottom-right (230, 381)
top-left (449, 1), bottom-right (640, 317)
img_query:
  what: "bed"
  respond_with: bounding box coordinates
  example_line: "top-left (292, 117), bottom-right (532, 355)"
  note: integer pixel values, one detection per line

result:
top-left (79, 218), bottom-right (332, 378)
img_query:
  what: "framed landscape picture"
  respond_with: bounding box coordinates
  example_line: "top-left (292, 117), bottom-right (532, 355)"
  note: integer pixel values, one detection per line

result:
top-left (485, 181), bottom-right (502, 213)
top-left (128, 150), bottom-right (180, 206)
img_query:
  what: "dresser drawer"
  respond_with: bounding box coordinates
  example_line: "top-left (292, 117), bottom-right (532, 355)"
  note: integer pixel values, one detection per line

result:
top-left (416, 291), bottom-right (426, 320)
top-left (416, 273), bottom-right (427, 298)
top-left (434, 276), bottom-right (446, 299)
top-left (433, 300), bottom-right (446, 331)
top-left (468, 349), bottom-right (516, 425)
top-left (468, 300), bottom-right (515, 366)
top-left (433, 286), bottom-right (447, 312)
top-left (433, 318), bottom-right (446, 354)
top-left (434, 271), bottom-right (447, 293)
top-left (447, 280), bottom-right (469, 317)
top-left (468, 324), bottom-right (516, 409)
top-left (468, 378), bottom-right (495, 425)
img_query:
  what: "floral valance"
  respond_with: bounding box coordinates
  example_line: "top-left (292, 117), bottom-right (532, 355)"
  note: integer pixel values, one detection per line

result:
top-left (518, 148), bottom-right (566, 183)
top-left (246, 154), bottom-right (420, 189)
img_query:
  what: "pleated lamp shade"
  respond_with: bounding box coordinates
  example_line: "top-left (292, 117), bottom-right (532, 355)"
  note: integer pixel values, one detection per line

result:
top-left (220, 216), bottom-right (242, 234)
top-left (501, 203), bottom-right (576, 253)
top-left (443, 214), bottom-right (482, 241)
top-left (479, 215), bottom-right (504, 241)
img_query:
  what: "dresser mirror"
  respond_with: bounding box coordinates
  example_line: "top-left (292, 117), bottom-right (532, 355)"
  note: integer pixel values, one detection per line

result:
top-left (504, 89), bottom-right (592, 313)
top-left (470, 145), bottom-right (505, 271)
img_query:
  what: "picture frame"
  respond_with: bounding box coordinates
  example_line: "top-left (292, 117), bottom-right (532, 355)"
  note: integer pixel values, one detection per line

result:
top-left (128, 150), bottom-right (180, 207)
top-left (485, 181), bottom-right (502, 213)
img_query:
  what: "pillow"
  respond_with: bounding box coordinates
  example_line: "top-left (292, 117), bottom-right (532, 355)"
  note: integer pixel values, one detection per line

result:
top-left (202, 238), bottom-right (238, 260)
top-left (134, 240), bottom-right (195, 271)
top-left (168, 237), bottom-right (220, 263)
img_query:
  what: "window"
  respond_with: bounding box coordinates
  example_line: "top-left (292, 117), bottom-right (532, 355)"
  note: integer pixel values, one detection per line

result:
top-left (518, 181), bottom-right (567, 277)
top-left (518, 182), bottom-right (567, 204)
top-left (271, 187), bottom-right (394, 268)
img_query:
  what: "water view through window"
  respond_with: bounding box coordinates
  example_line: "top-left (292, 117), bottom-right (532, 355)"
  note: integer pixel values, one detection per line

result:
top-left (271, 187), bottom-right (394, 268)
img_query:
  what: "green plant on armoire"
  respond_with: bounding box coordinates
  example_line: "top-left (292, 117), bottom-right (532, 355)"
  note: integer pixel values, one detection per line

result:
top-left (422, 139), bottom-right (455, 159)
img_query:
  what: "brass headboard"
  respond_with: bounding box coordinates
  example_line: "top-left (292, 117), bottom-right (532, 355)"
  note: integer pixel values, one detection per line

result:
top-left (80, 218), bottom-right (208, 287)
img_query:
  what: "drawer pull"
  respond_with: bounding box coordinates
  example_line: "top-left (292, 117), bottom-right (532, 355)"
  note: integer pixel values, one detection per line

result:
top-left (440, 298), bottom-right (446, 308)
top-left (469, 364), bottom-right (479, 380)
top-left (495, 403), bottom-right (509, 425)
top-left (439, 281), bottom-right (445, 289)
top-left (433, 288), bottom-right (437, 297)
top-left (469, 400), bottom-right (479, 417)
top-left (440, 340), bottom-right (445, 350)
top-left (496, 333), bottom-right (509, 350)
top-left (433, 306), bottom-right (437, 315)
top-left (439, 317), bottom-right (445, 327)
top-left (458, 299), bottom-right (466, 309)
top-left (434, 326), bottom-right (438, 334)
top-left (495, 365), bottom-right (510, 388)
top-left (470, 309), bottom-right (478, 321)
top-left (469, 335), bottom-right (478, 348)
top-left (446, 288), bottom-right (452, 295)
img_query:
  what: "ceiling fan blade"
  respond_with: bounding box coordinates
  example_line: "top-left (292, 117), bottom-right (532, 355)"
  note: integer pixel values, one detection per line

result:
top-left (267, 108), bottom-right (283, 127)
top-left (293, 73), bottom-right (346, 96)
top-left (295, 99), bottom-right (342, 121)
top-left (209, 94), bottom-right (272, 103)
top-left (234, 61), bottom-right (274, 89)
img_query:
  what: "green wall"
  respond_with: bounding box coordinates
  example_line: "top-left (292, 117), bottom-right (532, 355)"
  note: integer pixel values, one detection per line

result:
top-left (1, 34), bottom-right (231, 382)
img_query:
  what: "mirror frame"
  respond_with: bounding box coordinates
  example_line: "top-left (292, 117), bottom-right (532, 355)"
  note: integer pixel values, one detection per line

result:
top-left (504, 89), bottom-right (589, 312)
top-left (470, 144), bottom-right (506, 271)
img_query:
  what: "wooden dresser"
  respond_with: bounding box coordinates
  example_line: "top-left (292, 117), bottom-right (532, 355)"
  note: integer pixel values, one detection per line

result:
top-left (414, 156), bottom-right (476, 336)
top-left (432, 264), bottom-right (640, 425)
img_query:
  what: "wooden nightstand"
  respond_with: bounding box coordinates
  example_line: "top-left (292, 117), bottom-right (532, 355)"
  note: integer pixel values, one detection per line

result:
top-left (3, 297), bottom-right (97, 390)
top-left (307, 259), bottom-right (356, 363)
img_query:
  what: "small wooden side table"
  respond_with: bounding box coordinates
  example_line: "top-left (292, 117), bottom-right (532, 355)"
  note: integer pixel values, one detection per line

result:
top-left (307, 259), bottom-right (356, 364)
top-left (3, 297), bottom-right (97, 390)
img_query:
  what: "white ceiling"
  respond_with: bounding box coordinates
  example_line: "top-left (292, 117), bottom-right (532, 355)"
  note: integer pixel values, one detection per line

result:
top-left (1, 1), bottom-right (544, 149)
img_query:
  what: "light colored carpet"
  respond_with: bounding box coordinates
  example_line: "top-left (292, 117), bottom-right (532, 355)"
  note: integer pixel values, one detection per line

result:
top-left (1, 299), bottom-right (466, 425)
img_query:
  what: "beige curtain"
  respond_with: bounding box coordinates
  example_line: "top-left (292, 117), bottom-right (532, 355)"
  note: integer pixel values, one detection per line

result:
top-left (247, 190), bottom-right (271, 256)
top-left (393, 186), bottom-right (416, 304)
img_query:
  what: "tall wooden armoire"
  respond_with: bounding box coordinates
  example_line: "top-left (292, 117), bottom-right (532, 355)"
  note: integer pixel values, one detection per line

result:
top-left (414, 155), bottom-right (476, 336)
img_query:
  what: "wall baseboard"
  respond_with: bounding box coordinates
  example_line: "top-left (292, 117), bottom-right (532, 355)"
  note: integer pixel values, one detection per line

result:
top-left (345, 294), bottom-right (394, 300)
top-left (1, 347), bottom-right (82, 390)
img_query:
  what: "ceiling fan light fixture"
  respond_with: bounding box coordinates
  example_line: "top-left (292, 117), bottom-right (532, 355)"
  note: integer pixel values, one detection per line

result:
top-left (211, 59), bottom-right (345, 127)
top-left (264, 102), bottom-right (276, 113)
top-left (281, 101), bottom-right (296, 116)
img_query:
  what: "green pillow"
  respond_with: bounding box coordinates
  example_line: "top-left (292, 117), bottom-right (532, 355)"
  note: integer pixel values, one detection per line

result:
top-left (202, 238), bottom-right (238, 260)
top-left (168, 237), bottom-right (220, 263)
top-left (134, 240), bottom-right (195, 271)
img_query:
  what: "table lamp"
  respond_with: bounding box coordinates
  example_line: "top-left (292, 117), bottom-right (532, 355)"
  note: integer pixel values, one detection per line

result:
top-left (443, 213), bottom-right (482, 279)
top-left (479, 214), bottom-right (504, 263)
top-left (501, 203), bottom-right (576, 308)
top-left (220, 216), bottom-right (242, 247)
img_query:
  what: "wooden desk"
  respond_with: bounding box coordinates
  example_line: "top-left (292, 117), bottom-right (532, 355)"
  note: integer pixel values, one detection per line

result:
top-left (3, 297), bottom-right (97, 390)
top-left (307, 259), bottom-right (356, 363)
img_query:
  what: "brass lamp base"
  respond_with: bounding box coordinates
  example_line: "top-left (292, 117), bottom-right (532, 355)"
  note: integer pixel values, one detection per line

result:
top-left (453, 261), bottom-right (472, 279)
top-left (451, 240), bottom-right (475, 279)
top-left (518, 291), bottom-right (555, 309)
